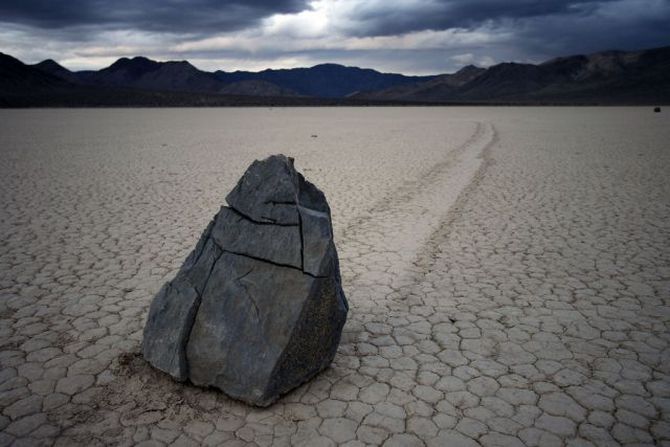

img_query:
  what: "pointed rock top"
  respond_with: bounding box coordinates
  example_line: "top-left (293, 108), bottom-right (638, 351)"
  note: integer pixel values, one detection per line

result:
top-left (226, 154), bottom-right (328, 225)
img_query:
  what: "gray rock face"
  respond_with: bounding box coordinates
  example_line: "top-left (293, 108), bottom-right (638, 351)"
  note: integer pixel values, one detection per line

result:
top-left (142, 154), bottom-right (348, 406)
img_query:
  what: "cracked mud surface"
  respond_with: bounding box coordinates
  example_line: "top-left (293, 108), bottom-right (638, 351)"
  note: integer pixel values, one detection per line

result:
top-left (1, 107), bottom-right (669, 446)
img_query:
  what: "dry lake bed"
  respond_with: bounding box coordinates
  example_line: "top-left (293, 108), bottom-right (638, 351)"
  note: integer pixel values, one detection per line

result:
top-left (0, 107), bottom-right (669, 446)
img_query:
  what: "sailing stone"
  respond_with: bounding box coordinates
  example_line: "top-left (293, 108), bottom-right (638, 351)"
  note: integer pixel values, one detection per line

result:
top-left (142, 154), bottom-right (348, 406)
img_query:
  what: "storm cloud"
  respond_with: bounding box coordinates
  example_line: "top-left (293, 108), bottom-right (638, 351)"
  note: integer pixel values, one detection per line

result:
top-left (0, 0), bottom-right (309, 32)
top-left (327, 0), bottom-right (608, 36)
top-left (0, 0), bottom-right (668, 74)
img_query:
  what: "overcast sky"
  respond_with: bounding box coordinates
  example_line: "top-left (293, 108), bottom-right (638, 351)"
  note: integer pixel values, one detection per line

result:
top-left (1, 0), bottom-right (668, 75)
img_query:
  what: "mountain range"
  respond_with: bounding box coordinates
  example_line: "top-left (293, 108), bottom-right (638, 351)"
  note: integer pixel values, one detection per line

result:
top-left (1, 45), bottom-right (668, 107)
top-left (30, 56), bottom-right (433, 99)
top-left (355, 46), bottom-right (670, 104)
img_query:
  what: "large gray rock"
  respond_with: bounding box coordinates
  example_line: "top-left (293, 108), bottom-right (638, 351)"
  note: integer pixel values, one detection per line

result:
top-left (142, 154), bottom-right (348, 406)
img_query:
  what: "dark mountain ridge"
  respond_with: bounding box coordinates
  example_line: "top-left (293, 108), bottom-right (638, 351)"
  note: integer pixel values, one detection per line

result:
top-left (0, 53), bottom-right (333, 107)
top-left (30, 56), bottom-right (433, 98)
top-left (33, 59), bottom-right (81, 83)
top-left (0, 52), bottom-right (408, 107)
top-left (45, 56), bottom-right (226, 93)
top-left (219, 80), bottom-right (299, 97)
top-left (214, 63), bottom-right (435, 98)
top-left (1, 53), bottom-right (73, 94)
top-left (3, 45), bottom-right (669, 106)
top-left (358, 65), bottom-right (486, 102)
top-left (355, 46), bottom-right (670, 103)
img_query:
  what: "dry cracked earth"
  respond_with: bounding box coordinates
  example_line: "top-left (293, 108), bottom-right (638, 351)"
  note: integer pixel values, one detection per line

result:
top-left (0, 107), bottom-right (669, 446)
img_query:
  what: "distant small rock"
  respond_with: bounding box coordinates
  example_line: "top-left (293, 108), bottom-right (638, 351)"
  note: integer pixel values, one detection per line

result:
top-left (654, 106), bottom-right (661, 112)
top-left (142, 154), bottom-right (348, 406)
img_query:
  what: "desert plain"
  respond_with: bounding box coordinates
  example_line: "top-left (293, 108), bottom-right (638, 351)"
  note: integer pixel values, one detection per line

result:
top-left (0, 107), bottom-right (669, 446)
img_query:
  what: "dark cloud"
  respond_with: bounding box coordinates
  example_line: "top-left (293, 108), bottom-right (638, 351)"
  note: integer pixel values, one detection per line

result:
top-left (333, 0), bottom-right (670, 64)
top-left (493, 1), bottom-right (670, 60)
top-left (0, 0), bottom-right (309, 32)
top-left (343, 0), bottom-right (618, 37)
